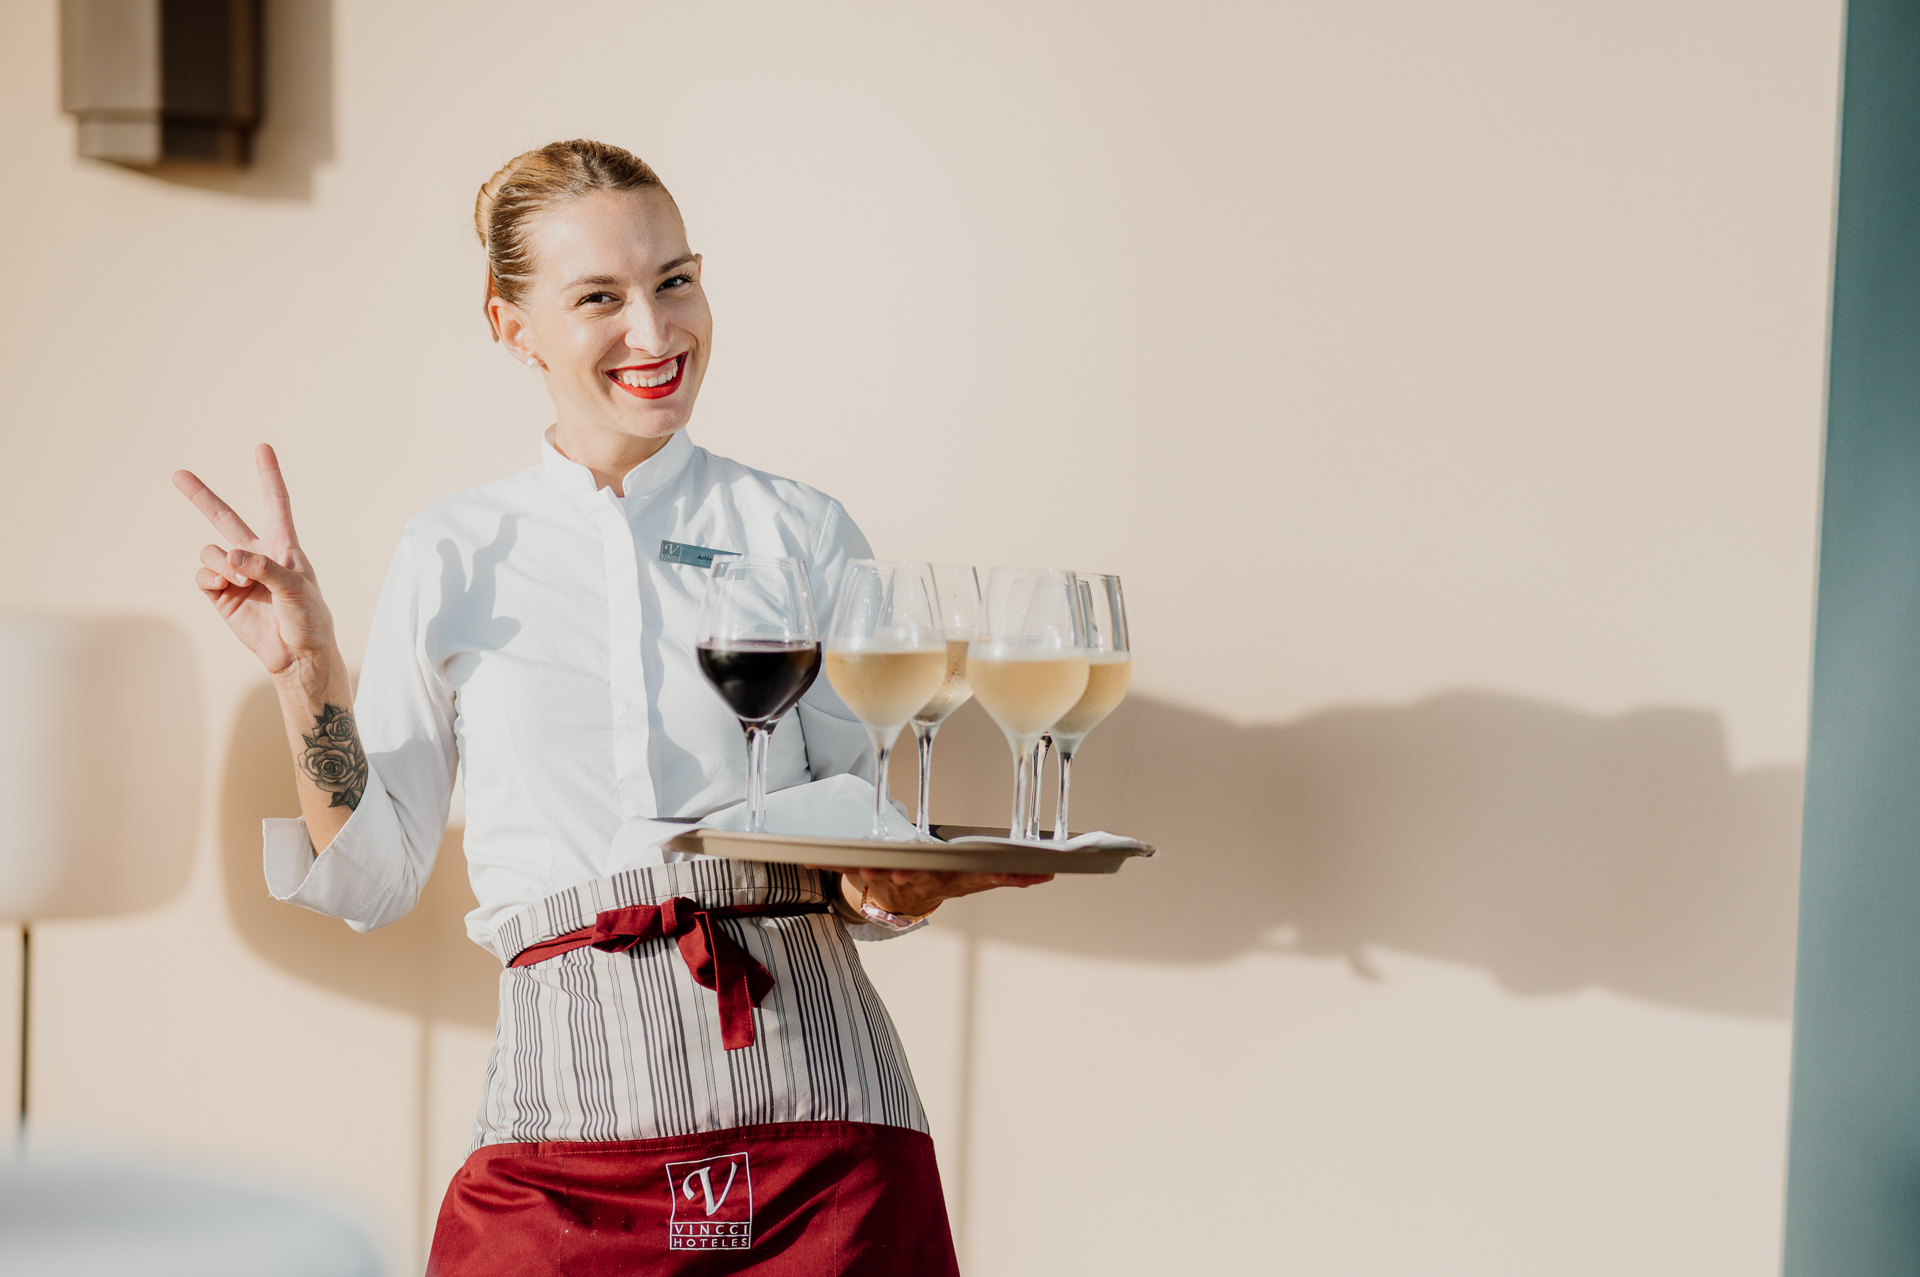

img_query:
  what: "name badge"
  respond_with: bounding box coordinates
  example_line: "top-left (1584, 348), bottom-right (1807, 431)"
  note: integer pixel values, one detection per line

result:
top-left (659, 540), bottom-right (739, 570)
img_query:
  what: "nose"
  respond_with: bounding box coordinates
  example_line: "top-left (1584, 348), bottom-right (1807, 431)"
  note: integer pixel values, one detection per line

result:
top-left (623, 297), bottom-right (672, 356)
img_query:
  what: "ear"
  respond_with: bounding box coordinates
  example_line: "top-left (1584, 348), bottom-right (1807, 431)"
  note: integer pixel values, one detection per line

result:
top-left (490, 297), bottom-right (539, 365)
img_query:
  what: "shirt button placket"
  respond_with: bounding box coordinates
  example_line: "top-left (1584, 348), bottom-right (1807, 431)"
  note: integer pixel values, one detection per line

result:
top-left (599, 492), bottom-right (657, 819)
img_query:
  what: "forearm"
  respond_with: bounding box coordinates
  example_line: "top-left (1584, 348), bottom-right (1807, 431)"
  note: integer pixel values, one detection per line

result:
top-left (271, 647), bottom-right (366, 852)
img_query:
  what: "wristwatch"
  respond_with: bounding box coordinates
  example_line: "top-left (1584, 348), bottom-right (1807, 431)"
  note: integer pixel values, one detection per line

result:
top-left (836, 875), bottom-right (933, 931)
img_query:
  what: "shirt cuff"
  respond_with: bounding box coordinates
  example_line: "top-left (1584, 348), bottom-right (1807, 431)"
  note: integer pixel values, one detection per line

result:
top-left (259, 766), bottom-right (410, 931)
top-left (846, 917), bottom-right (930, 942)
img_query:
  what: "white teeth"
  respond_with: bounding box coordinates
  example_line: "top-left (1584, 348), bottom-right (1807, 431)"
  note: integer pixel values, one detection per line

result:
top-left (617, 358), bottom-right (679, 388)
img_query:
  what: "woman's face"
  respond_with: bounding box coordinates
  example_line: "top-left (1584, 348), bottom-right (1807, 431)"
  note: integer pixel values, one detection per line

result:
top-left (494, 187), bottom-right (712, 446)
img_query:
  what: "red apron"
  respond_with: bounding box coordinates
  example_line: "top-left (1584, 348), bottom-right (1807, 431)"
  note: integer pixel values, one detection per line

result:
top-left (428, 1120), bottom-right (959, 1275)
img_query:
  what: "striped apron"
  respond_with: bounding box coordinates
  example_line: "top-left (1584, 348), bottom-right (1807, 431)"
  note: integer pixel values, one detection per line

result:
top-left (429, 859), bottom-right (956, 1274)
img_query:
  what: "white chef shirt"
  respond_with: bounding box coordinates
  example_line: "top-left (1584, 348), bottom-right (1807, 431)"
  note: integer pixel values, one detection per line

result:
top-left (262, 429), bottom-right (879, 959)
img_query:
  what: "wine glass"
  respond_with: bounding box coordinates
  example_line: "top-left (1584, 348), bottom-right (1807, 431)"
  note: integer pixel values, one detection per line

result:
top-left (968, 567), bottom-right (1089, 840)
top-left (824, 561), bottom-right (949, 840)
top-left (1051, 573), bottom-right (1131, 841)
top-left (907, 564), bottom-right (982, 840)
top-left (696, 556), bottom-right (822, 835)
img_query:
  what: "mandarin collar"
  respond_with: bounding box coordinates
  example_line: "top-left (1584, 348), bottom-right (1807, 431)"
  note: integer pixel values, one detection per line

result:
top-left (540, 428), bottom-right (696, 506)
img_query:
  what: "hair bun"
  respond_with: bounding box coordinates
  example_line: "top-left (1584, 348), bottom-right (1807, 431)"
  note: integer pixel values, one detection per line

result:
top-left (473, 140), bottom-right (670, 340)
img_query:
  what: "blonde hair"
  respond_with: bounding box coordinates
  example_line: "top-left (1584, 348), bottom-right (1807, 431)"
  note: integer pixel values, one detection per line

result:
top-left (473, 139), bottom-right (671, 339)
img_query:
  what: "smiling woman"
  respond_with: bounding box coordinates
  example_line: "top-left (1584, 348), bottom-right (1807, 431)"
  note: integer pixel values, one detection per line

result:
top-left (169, 139), bottom-right (1043, 1275)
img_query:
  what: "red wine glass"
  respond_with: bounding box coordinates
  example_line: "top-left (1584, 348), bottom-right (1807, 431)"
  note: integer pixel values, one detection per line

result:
top-left (696, 555), bottom-right (822, 834)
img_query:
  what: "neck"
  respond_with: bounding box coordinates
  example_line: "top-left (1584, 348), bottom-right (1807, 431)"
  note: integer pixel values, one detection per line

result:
top-left (550, 421), bottom-right (675, 497)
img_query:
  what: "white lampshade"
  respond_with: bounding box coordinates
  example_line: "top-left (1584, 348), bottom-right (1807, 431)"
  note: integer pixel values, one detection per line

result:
top-left (0, 616), bottom-right (201, 920)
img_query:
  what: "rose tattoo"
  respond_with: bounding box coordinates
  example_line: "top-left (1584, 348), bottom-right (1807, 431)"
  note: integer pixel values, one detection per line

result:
top-left (300, 703), bottom-right (369, 811)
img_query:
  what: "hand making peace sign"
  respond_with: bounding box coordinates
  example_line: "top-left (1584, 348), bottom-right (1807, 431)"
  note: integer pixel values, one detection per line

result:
top-left (173, 444), bottom-right (341, 689)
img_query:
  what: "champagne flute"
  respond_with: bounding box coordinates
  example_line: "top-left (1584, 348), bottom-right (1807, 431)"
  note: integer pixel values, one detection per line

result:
top-left (908, 564), bottom-right (982, 840)
top-left (825, 561), bottom-right (949, 840)
top-left (696, 556), bottom-right (822, 835)
top-left (968, 567), bottom-right (1089, 840)
top-left (1051, 573), bottom-right (1131, 842)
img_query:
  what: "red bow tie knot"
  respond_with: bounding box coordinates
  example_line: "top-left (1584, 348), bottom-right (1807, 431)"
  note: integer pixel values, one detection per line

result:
top-left (590, 899), bottom-right (776, 1050)
top-left (511, 896), bottom-right (830, 1050)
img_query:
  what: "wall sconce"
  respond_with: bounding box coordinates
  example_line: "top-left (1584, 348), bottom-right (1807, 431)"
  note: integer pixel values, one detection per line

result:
top-left (60, 0), bottom-right (261, 167)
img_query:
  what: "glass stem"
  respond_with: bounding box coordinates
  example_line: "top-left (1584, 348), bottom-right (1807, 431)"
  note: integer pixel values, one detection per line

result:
top-left (1008, 738), bottom-right (1038, 841)
top-left (912, 721), bottom-right (939, 839)
top-left (870, 727), bottom-right (896, 840)
top-left (1025, 734), bottom-right (1052, 840)
top-left (743, 721), bottom-right (772, 834)
top-left (1053, 747), bottom-right (1074, 843)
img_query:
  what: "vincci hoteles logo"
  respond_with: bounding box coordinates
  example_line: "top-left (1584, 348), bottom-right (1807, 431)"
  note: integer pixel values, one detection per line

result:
top-left (665, 1152), bottom-right (754, 1250)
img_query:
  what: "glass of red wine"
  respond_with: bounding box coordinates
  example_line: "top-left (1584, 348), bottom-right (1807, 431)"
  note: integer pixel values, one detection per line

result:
top-left (696, 555), bottom-right (822, 834)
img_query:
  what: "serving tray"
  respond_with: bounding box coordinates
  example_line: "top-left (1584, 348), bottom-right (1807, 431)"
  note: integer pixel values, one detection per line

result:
top-left (663, 825), bottom-right (1156, 875)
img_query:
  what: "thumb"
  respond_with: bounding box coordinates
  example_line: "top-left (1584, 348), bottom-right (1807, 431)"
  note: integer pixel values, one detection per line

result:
top-left (228, 548), bottom-right (304, 595)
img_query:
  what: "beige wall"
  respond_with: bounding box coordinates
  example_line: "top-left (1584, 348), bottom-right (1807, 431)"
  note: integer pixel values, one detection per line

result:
top-left (0, 0), bottom-right (1840, 1271)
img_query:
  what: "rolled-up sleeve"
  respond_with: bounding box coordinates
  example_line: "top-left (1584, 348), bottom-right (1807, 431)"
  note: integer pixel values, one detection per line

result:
top-left (261, 530), bottom-right (458, 932)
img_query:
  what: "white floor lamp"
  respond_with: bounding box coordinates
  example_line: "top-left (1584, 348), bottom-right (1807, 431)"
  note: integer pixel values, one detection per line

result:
top-left (0, 616), bottom-right (201, 1140)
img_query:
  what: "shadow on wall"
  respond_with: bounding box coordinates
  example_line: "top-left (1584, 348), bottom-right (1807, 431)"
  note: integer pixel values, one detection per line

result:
top-left (222, 681), bottom-right (1802, 1028)
top-left (914, 692), bottom-right (1802, 1019)
top-left (147, 0), bottom-right (334, 201)
top-left (220, 681), bottom-right (497, 1028)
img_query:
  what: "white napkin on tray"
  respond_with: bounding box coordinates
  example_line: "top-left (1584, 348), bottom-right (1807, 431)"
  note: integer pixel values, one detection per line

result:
top-left (697, 774), bottom-right (920, 841)
top-left (944, 831), bottom-right (1152, 854)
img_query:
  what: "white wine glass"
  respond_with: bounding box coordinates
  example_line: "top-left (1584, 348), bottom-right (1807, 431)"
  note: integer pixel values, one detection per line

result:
top-left (696, 556), bottom-right (822, 835)
top-left (908, 564), bottom-right (982, 840)
top-left (825, 561), bottom-right (949, 840)
top-left (1052, 572), bottom-right (1131, 841)
top-left (968, 567), bottom-right (1089, 840)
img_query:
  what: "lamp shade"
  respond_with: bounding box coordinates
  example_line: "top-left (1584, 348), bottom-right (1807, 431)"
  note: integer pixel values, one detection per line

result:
top-left (0, 617), bottom-right (201, 920)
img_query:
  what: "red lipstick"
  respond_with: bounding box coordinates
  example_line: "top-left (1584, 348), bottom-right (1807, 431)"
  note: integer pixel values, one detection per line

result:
top-left (606, 354), bottom-right (686, 400)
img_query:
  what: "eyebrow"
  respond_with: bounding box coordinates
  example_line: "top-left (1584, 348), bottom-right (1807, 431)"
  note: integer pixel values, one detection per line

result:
top-left (561, 257), bottom-right (697, 291)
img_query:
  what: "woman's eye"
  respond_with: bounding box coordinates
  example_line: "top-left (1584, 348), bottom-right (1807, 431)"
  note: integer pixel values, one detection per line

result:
top-left (659, 274), bottom-right (694, 292)
top-left (577, 291), bottom-right (617, 306)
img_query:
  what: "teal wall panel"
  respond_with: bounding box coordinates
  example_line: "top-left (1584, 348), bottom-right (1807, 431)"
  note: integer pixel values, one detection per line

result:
top-left (1783, 0), bottom-right (1920, 1272)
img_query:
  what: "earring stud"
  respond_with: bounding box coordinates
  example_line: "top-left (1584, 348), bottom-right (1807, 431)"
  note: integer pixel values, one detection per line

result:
top-left (525, 357), bottom-right (538, 368)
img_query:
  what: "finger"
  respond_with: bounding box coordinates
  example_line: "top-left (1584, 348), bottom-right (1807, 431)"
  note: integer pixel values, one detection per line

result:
top-left (194, 567), bottom-right (233, 594)
top-left (200, 543), bottom-right (250, 586)
top-left (227, 547), bottom-right (304, 595)
top-left (173, 469), bottom-right (260, 547)
top-left (970, 872), bottom-right (1047, 887)
top-left (254, 444), bottom-right (300, 548)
